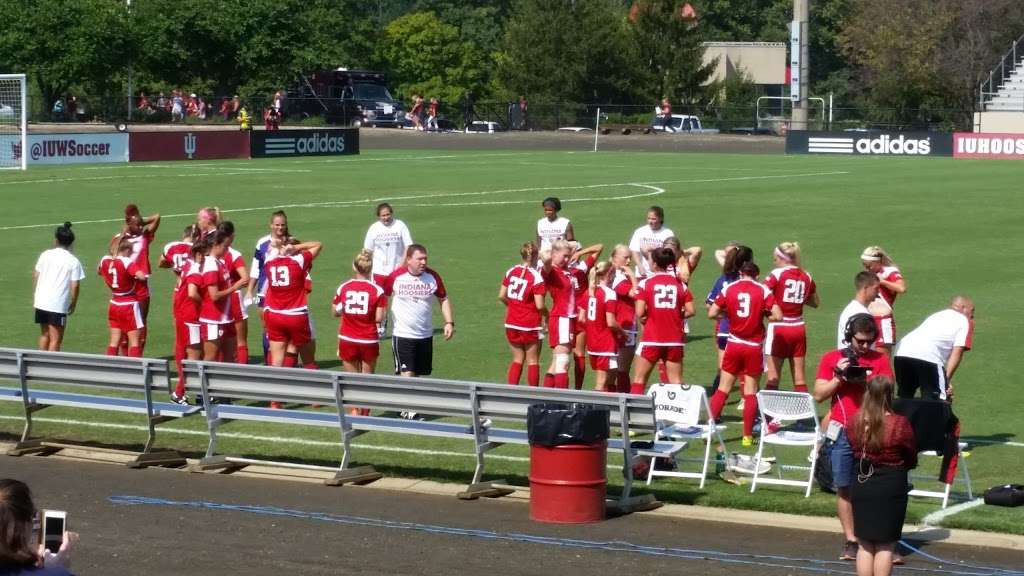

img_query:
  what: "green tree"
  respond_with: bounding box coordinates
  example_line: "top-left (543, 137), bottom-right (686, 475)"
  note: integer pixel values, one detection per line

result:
top-left (0, 0), bottom-right (129, 117)
top-left (629, 0), bottom-right (716, 105)
top-left (379, 11), bottom-right (486, 105)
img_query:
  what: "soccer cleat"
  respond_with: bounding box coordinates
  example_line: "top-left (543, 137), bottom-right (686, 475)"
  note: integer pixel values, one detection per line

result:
top-left (840, 540), bottom-right (858, 561)
top-left (170, 392), bottom-right (190, 406)
top-left (741, 435), bottom-right (754, 447)
top-left (735, 398), bottom-right (745, 412)
top-left (400, 411), bottom-right (423, 421)
top-left (269, 401), bottom-right (283, 410)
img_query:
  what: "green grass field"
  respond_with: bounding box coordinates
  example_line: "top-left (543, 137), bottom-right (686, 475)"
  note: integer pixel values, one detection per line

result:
top-left (1, 148), bottom-right (1022, 534)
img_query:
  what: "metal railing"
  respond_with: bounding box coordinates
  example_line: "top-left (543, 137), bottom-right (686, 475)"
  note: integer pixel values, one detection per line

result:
top-left (979, 32), bottom-right (1024, 111)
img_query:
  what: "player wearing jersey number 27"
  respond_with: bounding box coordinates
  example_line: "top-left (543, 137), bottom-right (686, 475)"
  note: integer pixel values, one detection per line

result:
top-left (499, 242), bottom-right (546, 386)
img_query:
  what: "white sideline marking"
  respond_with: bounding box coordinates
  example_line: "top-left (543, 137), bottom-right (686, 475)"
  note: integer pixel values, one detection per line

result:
top-left (0, 171), bottom-right (850, 232)
top-left (921, 498), bottom-right (985, 526)
top-left (962, 437), bottom-right (1024, 448)
top-left (0, 414), bottom-right (532, 463)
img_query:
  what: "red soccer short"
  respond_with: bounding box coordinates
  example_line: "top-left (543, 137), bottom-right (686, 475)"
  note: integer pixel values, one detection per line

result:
top-left (548, 316), bottom-right (576, 348)
top-left (108, 301), bottom-right (144, 332)
top-left (338, 339), bottom-right (379, 364)
top-left (721, 340), bottom-right (764, 377)
top-left (176, 320), bottom-right (202, 348)
top-left (874, 315), bottom-right (895, 347)
top-left (263, 310), bottom-right (312, 347)
top-left (588, 354), bottom-right (618, 371)
top-left (637, 343), bottom-right (684, 364)
top-left (506, 328), bottom-right (542, 346)
top-left (229, 291), bottom-right (249, 322)
top-left (766, 322), bottom-right (807, 358)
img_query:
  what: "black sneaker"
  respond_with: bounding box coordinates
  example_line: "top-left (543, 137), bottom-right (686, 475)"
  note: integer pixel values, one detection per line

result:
top-left (840, 540), bottom-right (858, 561)
top-left (170, 392), bottom-right (190, 406)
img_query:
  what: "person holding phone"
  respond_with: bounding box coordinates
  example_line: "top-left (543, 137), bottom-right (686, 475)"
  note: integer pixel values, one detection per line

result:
top-left (0, 478), bottom-right (78, 575)
top-left (813, 314), bottom-right (894, 563)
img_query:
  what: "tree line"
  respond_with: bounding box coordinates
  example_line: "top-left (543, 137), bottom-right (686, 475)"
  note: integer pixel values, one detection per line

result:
top-left (1, 0), bottom-right (1022, 128)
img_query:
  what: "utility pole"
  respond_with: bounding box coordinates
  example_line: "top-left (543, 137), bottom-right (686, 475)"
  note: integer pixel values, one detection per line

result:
top-left (790, 0), bottom-right (809, 130)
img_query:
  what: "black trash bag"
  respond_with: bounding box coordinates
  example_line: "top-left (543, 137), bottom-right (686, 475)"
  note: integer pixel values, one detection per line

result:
top-left (527, 403), bottom-right (610, 447)
top-left (984, 484), bottom-right (1024, 507)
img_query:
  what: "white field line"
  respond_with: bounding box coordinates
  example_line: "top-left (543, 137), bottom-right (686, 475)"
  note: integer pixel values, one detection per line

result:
top-left (0, 171), bottom-right (850, 232)
top-left (962, 437), bottom-right (1024, 448)
top-left (921, 498), bottom-right (985, 526)
top-left (79, 152), bottom-right (534, 170)
top-left (0, 413), bottom-right (532, 464)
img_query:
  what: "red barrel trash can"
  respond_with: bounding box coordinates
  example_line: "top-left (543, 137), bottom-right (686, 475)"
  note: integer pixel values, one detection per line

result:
top-left (529, 441), bottom-right (607, 523)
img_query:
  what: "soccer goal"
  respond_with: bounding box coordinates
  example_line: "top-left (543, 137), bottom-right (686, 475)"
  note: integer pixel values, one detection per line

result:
top-left (0, 74), bottom-right (27, 170)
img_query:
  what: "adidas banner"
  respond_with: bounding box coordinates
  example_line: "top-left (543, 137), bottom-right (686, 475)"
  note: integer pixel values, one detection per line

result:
top-left (251, 128), bottom-right (359, 158)
top-left (786, 130), bottom-right (953, 157)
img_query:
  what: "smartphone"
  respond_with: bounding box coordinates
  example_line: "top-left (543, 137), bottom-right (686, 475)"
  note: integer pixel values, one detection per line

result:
top-left (40, 510), bottom-right (66, 552)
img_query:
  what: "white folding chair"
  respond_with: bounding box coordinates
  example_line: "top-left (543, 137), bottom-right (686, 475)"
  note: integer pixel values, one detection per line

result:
top-left (909, 442), bottom-right (973, 508)
top-left (645, 384), bottom-right (727, 488)
top-left (750, 390), bottom-right (820, 497)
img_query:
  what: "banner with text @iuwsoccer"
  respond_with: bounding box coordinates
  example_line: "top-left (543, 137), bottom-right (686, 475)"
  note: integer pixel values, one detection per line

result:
top-left (22, 133), bottom-right (129, 165)
top-left (786, 131), bottom-right (953, 157)
top-left (250, 128), bottom-right (359, 158)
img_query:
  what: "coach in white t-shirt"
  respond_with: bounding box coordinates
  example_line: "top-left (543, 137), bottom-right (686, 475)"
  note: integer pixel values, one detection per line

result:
top-left (384, 244), bottom-right (454, 385)
top-left (33, 222), bottom-right (85, 351)
top-left (895, 296), bottom-right (974, 401)
top-left (364, 202), bottom-right (413, 287)
top-left (628, 206), bottom-right (674, 277)
top-left (837, 271), bottom-right (881, 348)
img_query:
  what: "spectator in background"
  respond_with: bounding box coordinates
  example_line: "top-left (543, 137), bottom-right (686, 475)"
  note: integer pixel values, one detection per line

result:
top-left (218, 97), bottom-right (231, 120)
top-left (171, 90), bottom-right (184, 122)
top-left (426, 97), bottom-right (439, 131)
top-left (409, 95), bottom-right (423, 131)
top-left (659, 97), bottom-right (672, 132)
top-left (273, 90), bottom-right (285, 114)
top-left (136, 92), bottom-right (152, 114)
top-left (51, 98), bottom-right (65, 121)
top-left (231, 95), bottom-right (241, 117)
top-left (186, 94), bottom-right (199, 118)
top-left (847, 376), bottom-right (917, 576)
top-left (518, 95), bottom-right (528, 130)
top-left (65, 96), bottom-right (77, 121)
top-left (196, 95), bottom-right (207, 120)
top-left (237, 107), bottom-right (251, 131)
top-left (33, 223), bottom-right (85, 352)
top-left (0, 478), bottom-right (79, 575)
top-left (264, 106), bottom-right (280, 131)
top-left (156, 92), bottom-right (169, 112)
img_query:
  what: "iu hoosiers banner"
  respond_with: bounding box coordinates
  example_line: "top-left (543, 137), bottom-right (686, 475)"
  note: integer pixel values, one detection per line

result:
top-left (130, 131), bottom-right (249, 161)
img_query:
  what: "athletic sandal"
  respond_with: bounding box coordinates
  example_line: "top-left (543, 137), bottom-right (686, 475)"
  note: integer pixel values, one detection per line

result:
top-left (840, 540), bottom-right (858, 561)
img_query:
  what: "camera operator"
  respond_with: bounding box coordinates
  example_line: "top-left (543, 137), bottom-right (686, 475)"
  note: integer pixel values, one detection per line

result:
top-left (0, 479), bottom-right (79, 575)
top-left (813, 314), bottom-right (893, 562)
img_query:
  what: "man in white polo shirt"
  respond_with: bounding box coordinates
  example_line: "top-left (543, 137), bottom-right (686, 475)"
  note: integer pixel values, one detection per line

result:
top-left (895, 296), bottom-right (974, 401)
top-left (384, 244), bottom-right (454, 382)
top-left (837, 271), bottom-right (880, 348)
top-left (33, 222), bottom-right (85, 351)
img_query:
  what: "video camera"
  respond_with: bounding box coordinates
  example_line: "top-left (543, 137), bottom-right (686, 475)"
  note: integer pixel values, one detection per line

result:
top-left (835, 348), bottom-right (869, 382)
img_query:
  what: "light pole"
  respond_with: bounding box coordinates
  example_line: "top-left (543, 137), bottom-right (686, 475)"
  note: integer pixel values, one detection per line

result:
top-left (791, 0), bottom-right (809, 130)
top-left (126, 0), bottom-right (133, 122)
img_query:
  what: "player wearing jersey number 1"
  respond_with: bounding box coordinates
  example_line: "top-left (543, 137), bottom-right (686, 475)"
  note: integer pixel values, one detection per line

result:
top-left (540, 240), bottom-right (577, 389)
top-left (108, 204), bottom-right (160, 354)
top-left (764, 242), bottom-right (819, 393)
top-left (707, 261), bottom-right (782, 446)
top-left (98, 238), bottom-right (148, 358)
top-left (334, 249), bottom-right (387, 415)
top-left (499, 242), bottom-right (546, 386)
top-left (630, 248), bottom-right (695, 394)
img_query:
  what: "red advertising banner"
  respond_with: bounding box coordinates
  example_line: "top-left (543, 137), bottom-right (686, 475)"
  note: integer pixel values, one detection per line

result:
top-left (953, 132), bottom-right (1024, 159)
top-left (130, 131), bottom-right (250, 161)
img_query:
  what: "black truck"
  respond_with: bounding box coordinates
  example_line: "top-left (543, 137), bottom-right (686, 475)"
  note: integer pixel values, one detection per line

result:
top-left (285, 69), bottom-right (406, 128)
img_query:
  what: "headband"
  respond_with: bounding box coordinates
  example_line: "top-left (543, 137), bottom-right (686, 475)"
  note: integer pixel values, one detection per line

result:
top-left (774, 246), bottom-right (792, 263)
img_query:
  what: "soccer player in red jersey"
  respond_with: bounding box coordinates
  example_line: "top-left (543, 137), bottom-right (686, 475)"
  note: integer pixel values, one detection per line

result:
top-left (570, 242), bottom-right (603, 389)
top-left (707, 261), bottom-right (782, 446)
top-left (630, 248), bottom-right (695, 394)
top-left (98, 238), bottom-right (148, 358)
top-left (764, 242), bottom-right (820, 393)
top-left (584, 261), bottom-right (623, 392)
top-left (217, 221), bottom-right (252, 364)
top-left (159, 225), bottom-right (194, 398)
top-left (540, 239), bottom-right (577, 389)
top-left (334, 249), bottom-right (387, 375)
top-left (860, 246), bottom-right (907, 357)
top-left (193, 206), bottom-right (220, 241)
top-left (662, 236), bottom-right (702, 284)
top-left (168, 240), bottom-right (205, 404)
top-left (109, 204), bottom-right (160, 353)
top-left (609, 245), bottom-right (639, 393)
top-left (499, 242), bottom-right (546, 386)
top-left (199, 231), bottom-right (247, 362)
top-left (263, 237), bottom-right (322, 369)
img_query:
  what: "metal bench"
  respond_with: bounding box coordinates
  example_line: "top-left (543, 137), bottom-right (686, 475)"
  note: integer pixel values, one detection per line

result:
top-left (0, 347), bottom-right (200, 467)
top-left (182, 360), bottom-right (682, 510)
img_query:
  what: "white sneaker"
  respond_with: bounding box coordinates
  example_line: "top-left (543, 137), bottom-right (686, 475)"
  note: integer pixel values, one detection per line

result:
top-left (400, 411), bottom-right (422, 421)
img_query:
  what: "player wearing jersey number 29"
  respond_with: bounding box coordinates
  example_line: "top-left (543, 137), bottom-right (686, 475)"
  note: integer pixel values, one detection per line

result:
top-left (334, 249), bottom-right (387, 415)
top-left (707, 261), bottom-right (782, 446)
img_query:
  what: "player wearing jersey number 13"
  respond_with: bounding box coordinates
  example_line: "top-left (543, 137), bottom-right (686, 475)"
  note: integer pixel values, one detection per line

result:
top-left (707, 261), bottom-right (782, 446)
top-left (630, 247), bottom-right (694, 394)
top-left (263, 237), bottom-right (323, 369)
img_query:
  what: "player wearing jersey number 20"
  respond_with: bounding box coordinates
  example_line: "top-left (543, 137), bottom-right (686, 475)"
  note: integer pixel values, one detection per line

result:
top-left (764, 242), bottom-right (820, 394)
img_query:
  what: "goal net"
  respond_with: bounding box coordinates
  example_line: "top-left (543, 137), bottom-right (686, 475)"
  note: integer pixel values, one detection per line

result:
top-left (0, 74), bottom-right (27, 170)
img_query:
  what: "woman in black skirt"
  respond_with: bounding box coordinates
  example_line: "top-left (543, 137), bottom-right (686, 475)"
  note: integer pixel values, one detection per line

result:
top-left (847, 375), bottom-right (917, 576)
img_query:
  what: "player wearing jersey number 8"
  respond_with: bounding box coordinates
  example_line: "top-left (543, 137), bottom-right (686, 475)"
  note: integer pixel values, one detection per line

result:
top-left (584, 261), bottom-right (624, 392)
top-left (630, 248), bottom-right (695, 394)
top-left (499, 242), bottom-right (546, 386)
top-left (764, 242), bottom-right (819, 394)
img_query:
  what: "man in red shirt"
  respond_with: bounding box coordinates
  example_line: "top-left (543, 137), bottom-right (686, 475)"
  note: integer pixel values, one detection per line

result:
top-left (707, 261), bottom-right (782, 445)
top-left (814, 313), bottom-right (894, 562)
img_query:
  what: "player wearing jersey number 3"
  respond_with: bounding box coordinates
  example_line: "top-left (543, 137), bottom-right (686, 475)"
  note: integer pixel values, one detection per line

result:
top-left (499, 242), bottom-right (546, 386)
top-left (764, 242), bottom-right (819, 394)
top-left (707, 261), bottom-right (782, 446)
top-left (630, 248), bottom-right (695, 394)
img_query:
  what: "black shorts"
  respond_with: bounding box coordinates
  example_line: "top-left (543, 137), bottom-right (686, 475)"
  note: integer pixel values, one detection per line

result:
top-left (894, 356), bottom-right (945, 401)
top-left (34, 308), bottom-right (67, 328)
top-left (393, 336), bottom-right (433, 376)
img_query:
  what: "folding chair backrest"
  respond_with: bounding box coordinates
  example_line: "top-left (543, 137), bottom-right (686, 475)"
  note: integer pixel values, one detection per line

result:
top-left (648, 384), bottom-right (704, 427)
top-left (756, 391), bottom-right (816, 421)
